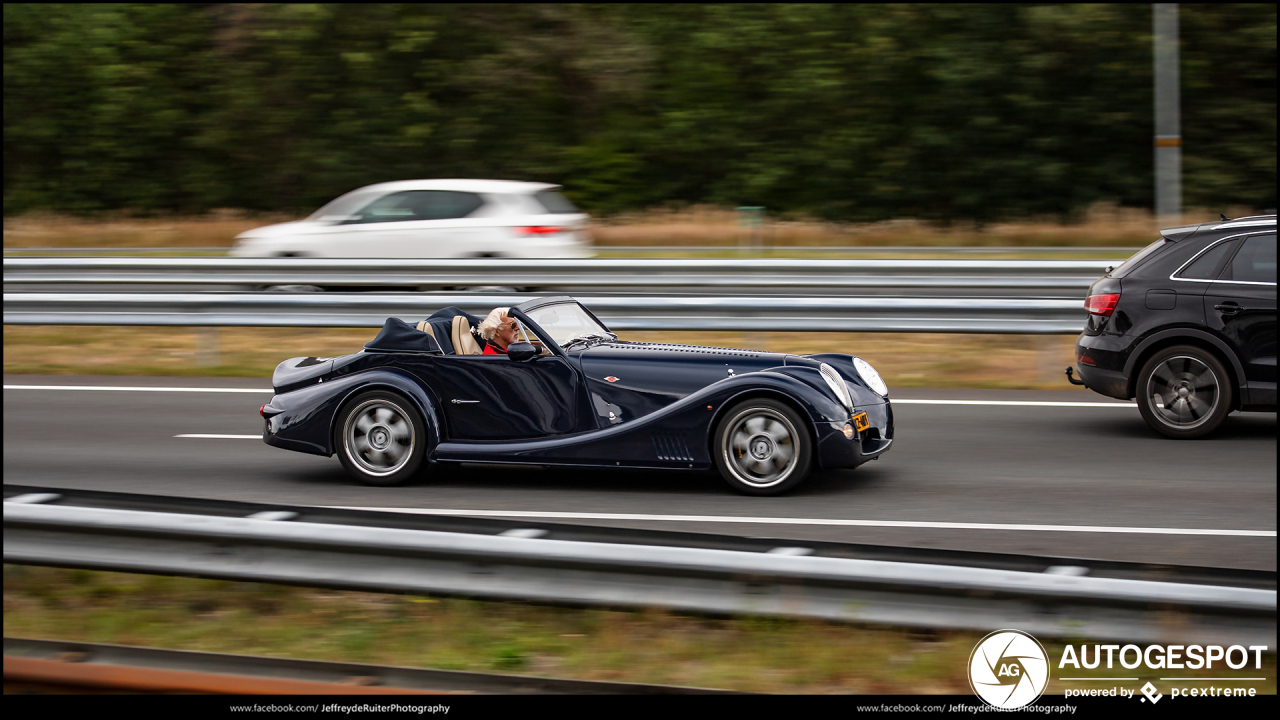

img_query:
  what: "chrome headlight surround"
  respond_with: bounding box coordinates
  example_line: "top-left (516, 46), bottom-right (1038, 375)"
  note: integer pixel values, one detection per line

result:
top-left (818, 363), bottom-right (853, 411)
top-left (852, 356), bottom-right (888, 397)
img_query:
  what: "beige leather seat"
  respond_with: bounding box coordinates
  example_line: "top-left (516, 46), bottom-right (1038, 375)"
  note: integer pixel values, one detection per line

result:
top-left (451, 315), bottom-right (483, 355)
top-left (415, 317), bottom-right (483, 355)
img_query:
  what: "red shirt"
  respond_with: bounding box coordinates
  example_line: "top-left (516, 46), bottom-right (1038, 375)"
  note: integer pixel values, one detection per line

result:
top-left (483, 343), bottom-right (505, 355)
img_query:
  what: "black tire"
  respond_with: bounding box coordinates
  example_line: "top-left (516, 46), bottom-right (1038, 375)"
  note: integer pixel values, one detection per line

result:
top-left (1136, 345), bottom-right (1233, 439)
top-left (334, 390), bottom-right (427, 486)
top-left (712, 398), bottom-right (812, 495)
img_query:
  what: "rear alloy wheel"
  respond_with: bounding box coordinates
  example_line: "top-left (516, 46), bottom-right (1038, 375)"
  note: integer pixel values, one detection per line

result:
top-left (713, 399), bottom-right (812, 495)
top-left (335, 391), bottom-right (427, 486)
top-left (1136, 345), bottom-right (1233, 439)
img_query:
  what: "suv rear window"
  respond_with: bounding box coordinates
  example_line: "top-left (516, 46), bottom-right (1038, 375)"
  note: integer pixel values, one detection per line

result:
top-left (1223, 233), bottom-right (1277, 283)
top-left (1111, 238), bottom-right (1172, 278)
top-left (533, 190), bottom-right (578, 214)
top-left (1176, 239), bottom-right (1238, 280)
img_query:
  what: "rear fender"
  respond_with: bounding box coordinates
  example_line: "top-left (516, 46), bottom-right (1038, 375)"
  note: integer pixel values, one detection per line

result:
top-left (1123, 327), bottom-right (1246, 399)
top-left (266, 369), bottom-right (442, 457)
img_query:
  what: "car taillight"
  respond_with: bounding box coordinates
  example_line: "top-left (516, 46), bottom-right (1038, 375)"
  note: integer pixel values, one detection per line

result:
top-left (515, 226), bottom-right (564, 235)
top-left (1084, 293), bottom-right (1120, 316)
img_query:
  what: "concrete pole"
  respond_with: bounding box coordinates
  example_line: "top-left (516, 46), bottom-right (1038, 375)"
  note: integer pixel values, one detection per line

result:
top-left (1153, 4), bottom-right (1181, 219)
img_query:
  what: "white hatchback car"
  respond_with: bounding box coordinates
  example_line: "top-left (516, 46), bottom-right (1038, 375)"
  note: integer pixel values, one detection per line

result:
top-left (229, 179), bottom-right (593, 259)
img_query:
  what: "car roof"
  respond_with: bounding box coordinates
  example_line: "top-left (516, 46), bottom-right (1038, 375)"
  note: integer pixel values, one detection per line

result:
top-left (349, 179), bottom-right (561, 195)
top-left (1205, 215), bottom-right (1276, 231)
top-left (1160, 214), bottom-right (1275, 240)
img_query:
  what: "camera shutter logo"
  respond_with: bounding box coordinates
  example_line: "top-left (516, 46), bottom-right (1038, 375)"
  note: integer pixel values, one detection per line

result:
top-left (968, 630), bottom-right (1050, 709)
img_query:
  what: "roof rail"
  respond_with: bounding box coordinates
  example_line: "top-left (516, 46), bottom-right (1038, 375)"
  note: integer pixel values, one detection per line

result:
top-left (1219, 214), bottom-right (1276, 222)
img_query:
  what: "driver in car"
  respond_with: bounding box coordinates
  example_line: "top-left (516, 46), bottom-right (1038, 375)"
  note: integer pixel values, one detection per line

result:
top-left (479, 307), bottom-right (516, 354)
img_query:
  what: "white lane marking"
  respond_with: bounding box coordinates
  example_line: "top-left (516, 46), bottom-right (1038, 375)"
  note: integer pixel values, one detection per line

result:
top-left (5, 384), bottom-right (271, 393)
top-left (5, 385), bottom-right (1132, 408)
top-left (892, 399), bottom-right (1133, 408)
top-left (175, 434), bottom-right (261, 439)
top-left (327, 507), bottom-right (1275, 538)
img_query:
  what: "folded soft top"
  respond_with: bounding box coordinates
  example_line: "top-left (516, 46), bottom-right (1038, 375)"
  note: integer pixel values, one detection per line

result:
top-left (364, 317), bottom-right (443, 354)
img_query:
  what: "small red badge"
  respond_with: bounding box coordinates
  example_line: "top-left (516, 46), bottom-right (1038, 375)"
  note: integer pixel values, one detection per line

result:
top-left (605, 376), bottom-right (619, 383)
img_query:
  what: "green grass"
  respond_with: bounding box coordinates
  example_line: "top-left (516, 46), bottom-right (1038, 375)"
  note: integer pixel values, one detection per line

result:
top-left (6, 566), bottom-right (1273, 694)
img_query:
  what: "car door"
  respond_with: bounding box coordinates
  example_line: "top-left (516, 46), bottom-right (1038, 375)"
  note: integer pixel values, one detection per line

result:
top-left (1205, 232), bottom-right (1277, 405)
top-left (429, 353), bottom-right (580, 440)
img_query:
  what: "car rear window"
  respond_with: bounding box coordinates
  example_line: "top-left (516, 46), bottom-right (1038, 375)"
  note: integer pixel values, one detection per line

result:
top-left (1111, 237), bottom-right (1172, 278)
top-left (1176, 239), bottom-right (1238, 280)
top-left (1222, 233), bottom-right (1277, 283)
top-left (533, 190), bottom-right (579, 214)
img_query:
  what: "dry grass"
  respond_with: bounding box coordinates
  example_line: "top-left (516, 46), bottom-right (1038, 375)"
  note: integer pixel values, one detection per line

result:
top-left (2, 326), bottom-right (372, 379)
top-left (588, 203), bottom-right (1251, 248)
top-left (4, 203), bottom-right (1256, 250)
top-left (2, 209), bottom-right (297, 249)
top-left (4, 326), bottom-right (1083, 390)
top-left (10, 566), bottom-right (1271, 694)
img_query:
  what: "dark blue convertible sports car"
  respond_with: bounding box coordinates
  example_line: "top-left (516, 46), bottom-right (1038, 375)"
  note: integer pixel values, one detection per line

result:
top-left (261, 296), bottom-right (893, 495)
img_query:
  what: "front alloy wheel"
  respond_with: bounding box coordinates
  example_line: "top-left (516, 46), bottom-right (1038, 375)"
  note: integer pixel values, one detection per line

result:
top-left (335, 391), bottom-right (426, 485)
top-left (713, 399), bottom-right (812, 495)
top-left (1136, 345), bottom-right (1232, 439)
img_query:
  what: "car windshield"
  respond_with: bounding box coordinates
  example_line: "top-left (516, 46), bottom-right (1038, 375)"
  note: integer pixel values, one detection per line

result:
top-left (526, 302), bottom-right (609, 346)
top-left (305, 190), bottom-right (383, 221)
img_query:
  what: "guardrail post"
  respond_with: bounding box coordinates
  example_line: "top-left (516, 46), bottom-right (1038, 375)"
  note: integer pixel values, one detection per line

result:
top-left (195, 327), bottom-right (220, 367)
top-left (737, 207), bottom-right (765, 257)
top-left (1037, 335), bottom-right (1069, 385)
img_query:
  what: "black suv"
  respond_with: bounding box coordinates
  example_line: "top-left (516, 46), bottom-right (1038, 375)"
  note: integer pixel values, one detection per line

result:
top-left (1069, 215), bottom-right (1276, 438)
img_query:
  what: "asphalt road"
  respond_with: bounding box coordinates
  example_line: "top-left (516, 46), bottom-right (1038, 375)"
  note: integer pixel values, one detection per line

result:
top-left (4, 374), bottom-right (1275, 571)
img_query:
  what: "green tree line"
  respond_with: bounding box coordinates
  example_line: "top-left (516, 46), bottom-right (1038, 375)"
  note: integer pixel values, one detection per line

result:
top-left (4, 4), bottom-right (1275, 221)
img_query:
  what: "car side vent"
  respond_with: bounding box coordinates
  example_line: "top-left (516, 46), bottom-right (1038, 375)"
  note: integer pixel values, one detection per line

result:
top-left (620, 343), bottom-right (761, 357)
top-left (651, 432), bottom-right (694, 462)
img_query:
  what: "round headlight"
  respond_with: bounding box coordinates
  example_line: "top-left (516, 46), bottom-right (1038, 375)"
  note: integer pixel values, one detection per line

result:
top-left (818, 363), bottom-right (853, 410)
top-left (852, 356), bottom-right (888, 397)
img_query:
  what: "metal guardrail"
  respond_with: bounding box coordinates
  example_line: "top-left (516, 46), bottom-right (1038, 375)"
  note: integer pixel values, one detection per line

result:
top-left (12, 483), bottom-right (1268, 589)
top-left (2, 291), bottom-right (1088, 333)
top-left (5, 499), bottom-right (1274, 646)
top-left (4, 637), bottom-right (727, 694)
top-left (3, 245), bottom-right (1144, 255)
top-left (3, 256), bottom-right (1110, 291)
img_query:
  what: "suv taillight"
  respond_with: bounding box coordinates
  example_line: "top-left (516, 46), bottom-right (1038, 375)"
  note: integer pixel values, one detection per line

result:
top-left (515, 226), bottom-right (564, 235)
top-left (1084, 293), bottom-right (1120, 316)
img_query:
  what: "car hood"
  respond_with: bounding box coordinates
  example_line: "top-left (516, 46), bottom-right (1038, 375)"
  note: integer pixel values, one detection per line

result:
top-left (575, 341), bottom-right (794, 425)
top-left (235, 220), bottom-right (328, 241)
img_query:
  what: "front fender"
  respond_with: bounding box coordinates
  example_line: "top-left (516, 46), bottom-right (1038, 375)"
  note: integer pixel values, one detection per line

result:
top-left (263, 368), bottom-right (442, 457)
top-left (801, 353), bottom-right (889, 406)
top-left (715, 367), bottom-right (891, 470)
top-left (715, 368), bottom-right (852, 426)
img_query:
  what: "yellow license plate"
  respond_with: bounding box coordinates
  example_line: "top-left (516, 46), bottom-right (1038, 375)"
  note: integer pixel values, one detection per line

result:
top-left (852, 412), bottom-right (870, 432)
